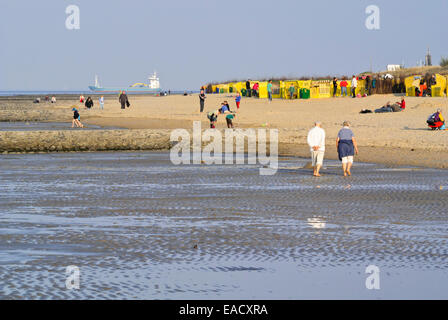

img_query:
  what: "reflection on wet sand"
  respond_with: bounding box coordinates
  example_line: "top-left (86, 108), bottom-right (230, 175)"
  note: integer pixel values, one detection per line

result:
top-left (0, 152), bottom-right (447, 299)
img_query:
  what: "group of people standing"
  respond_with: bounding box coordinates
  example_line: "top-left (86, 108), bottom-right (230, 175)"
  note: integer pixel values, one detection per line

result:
top-left (245, 80), bottom-right (273, 102)
top-left (332, 75), bottom-right (374, 98)
top-left (307, 121), bottom-right (359, 177)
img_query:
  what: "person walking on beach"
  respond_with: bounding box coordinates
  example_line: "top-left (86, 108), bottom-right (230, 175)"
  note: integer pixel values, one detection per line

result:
top-left (235, 92), bottom-right (241, 110)
top-left (72, 108), bottom-right (84, 128)
top-left (51, 96), bottom-right (57, 104)
top-left (336, 121), bottom-right (359, 176)
top-left (246, 80), bottom-right (251, 97)
top-left (267, 80), bottom-right (273, 103)
top-left (119, 91), bottom-right (128, 109)
top-left (351, 75), bottom-right (357, 98)
top-left (99, 96), bottom-right (104, 110)
top-left (307, 121), bottom-right (326, 177)
top-left (332, 77), bottom-right (338, 97)
top-left (199, 89), bottom-right (206, 113)
top-left (289, 83), bottom-right (295, 100)
top-left (340, 78), bottom-right (348, 97)
top-left (85, 97), bottom-right (94, 109)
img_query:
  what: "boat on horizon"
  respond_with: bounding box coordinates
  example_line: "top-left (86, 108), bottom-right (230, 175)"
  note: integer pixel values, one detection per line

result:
top-left (88, 72), bottom-right (162, 94)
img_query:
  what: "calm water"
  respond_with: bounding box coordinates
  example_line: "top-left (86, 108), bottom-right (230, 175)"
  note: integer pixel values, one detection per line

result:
top-left (0, 152), bottom-right (447, 299)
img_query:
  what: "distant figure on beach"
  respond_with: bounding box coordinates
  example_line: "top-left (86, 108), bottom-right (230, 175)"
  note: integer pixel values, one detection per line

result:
top-left (207, 110), bottom-right (219, 128)
top-left (253, 82), bottom-right (259, 97)
top-left (372, 77), bottom-right (377, 94)
top-left (99, 96), bottom-right (104, 110)
top-left (119, 91), bottom-right (128, 109)
top-left (79, 95), bottom-right (85, 103)
top-left (267, 80), bottom-right (273, 103)
top-left (72, 108), bottom-right (84, 128)
top-left (336, 121), bottom-right (359, 177)
top-left (45, 96), bottom-right (49, 102)
top-left (351, 75), bottom-right (357, 98)
top-left (427, 108), bottom-right (445, 130)
top-left (428, 74), bottom-right (437, 95)
top-left (289, 83), bottom-right (295, 99)
top-left (365, 75), bottom-right (371, 96)
top-left (226, 112), bottom-right (235, 128)
top-left (51, 96), bottom-right (56, 103)
top-left (307, 121), bottom-right (326, 177)
top-left (396, 97), bottom-right (405, 110)
top-left (235, 92), bottom-right (241, 110)
top-left (246, 80), bottom-right (251, 97)
top-left (332, 77), bottom-right (338, 97)
top-left (199, 89), bottom-right (206, 113)
top-left (340, 79), bottom-right (348, 97)
top-left (85, 97), bottom-right (94, 109)
top-left (219, 101), bottom-right (231, 114)
top-left (417, 81), bottom-right (428, 97)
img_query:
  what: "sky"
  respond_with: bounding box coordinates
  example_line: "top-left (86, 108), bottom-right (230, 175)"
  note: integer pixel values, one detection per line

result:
top-left (0, 0), bottom-right (446, 91)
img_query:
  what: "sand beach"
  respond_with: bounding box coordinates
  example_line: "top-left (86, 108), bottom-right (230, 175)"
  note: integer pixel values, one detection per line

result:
top-left (1, 94), bottom-right (447, 168)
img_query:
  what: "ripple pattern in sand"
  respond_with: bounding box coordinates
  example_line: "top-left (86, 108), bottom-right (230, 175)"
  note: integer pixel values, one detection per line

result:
top-left (1, 152), bottom-right (447, 299)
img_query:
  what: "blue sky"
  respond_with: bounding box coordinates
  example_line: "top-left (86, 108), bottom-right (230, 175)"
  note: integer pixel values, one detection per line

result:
top-left (0, 0), bottom-right (446, 91)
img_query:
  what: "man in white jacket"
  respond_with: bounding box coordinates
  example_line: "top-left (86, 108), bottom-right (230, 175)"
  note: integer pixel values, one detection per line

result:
top-left (351, 75), bottom-right (357, 98)
top-left (307, 121), bottom-right (326, 177)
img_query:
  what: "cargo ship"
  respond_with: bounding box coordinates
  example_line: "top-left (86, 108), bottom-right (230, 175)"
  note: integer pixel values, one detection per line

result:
top-left (88, 72), bottom-right (161, 94)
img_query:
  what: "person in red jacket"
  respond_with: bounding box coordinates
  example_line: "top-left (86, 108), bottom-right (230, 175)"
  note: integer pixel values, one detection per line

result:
top-left (396, 97), bottom-right (405, 109)
top-left (340, 79), bottom-right (348, 97)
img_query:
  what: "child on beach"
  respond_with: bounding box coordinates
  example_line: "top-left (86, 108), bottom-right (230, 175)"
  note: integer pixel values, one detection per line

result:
top-left (226, 112), bottom-right (236, 128)
top-left (99, 96), bottom-right (104, 110)
top-left (207, 110), bottom-right (219, 128)
top-left (72, 108), bottom-right (84, 128)
top-left (235, 92), bottom-right (241, 110)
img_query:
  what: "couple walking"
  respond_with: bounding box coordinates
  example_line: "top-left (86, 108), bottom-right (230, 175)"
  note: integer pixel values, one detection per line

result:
top-left (307, 121), bottom-right (359, 177)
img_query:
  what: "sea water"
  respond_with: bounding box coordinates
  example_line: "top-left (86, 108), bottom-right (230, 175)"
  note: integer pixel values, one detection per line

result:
top-left (0, 152), bottom-right (447, 299)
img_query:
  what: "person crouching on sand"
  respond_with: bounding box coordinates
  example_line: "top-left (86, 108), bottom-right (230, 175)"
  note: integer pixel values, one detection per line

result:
top-left (72, 108), bottom-right (84, 128)
top-left (336, 121), bottom-right (359, 176)
top-left (207, 110), bottom-right (219, 128)
top-left (219, 102), bottom-right (231, 114)
top-left (226, 112), bottom-right (236, 128)
top-left (307, 121), bottom-right (326, 177)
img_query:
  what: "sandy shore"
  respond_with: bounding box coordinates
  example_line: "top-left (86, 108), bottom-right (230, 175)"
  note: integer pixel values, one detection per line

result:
top-left (1, 94), bottom-right (447, 168)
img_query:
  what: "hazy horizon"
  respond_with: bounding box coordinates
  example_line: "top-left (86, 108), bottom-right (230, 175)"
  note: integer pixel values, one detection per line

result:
top-left (0, 0), bottom-right (446, 91)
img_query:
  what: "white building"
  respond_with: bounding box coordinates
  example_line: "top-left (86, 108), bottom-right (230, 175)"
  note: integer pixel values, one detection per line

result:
top-left (387, 64), bottom-right (401, 71)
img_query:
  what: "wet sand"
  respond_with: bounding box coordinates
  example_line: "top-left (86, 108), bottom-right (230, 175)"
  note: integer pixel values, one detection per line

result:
top-left (1, 152), bottom-right (447, 299)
